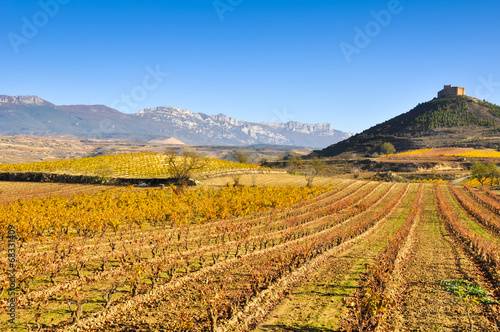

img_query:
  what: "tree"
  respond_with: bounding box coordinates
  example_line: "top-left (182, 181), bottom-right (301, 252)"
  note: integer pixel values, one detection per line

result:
top-left (470, 163), bottom-right (500, 185)
top-left (287, 154), bottom-right (303, 173)
top-left (305, 157), bottom-right (325, 186)
top-left (471, 163), bottom-right (487, 185)
top-left (251, 172), bottom-right (258, 187)
top-left (236, 150), bottom-right (249, 164)
top-left (380, 142), bottom-right (396, 156)
top-left (231, 175), bottom-right (242, 187)
top-left (486, 163), bottom-right (500, 185)
top-left (352, 166), bottom-right (360, 179)
top-left (165, 150), bottom-right (207, 182)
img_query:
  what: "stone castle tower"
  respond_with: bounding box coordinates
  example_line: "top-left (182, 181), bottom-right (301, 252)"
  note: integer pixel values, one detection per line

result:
top-left (438, 85), bottom-right (465, 98)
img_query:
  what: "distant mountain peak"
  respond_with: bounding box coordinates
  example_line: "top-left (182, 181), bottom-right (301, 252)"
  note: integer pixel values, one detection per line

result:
top-left (261, 121), bottom-right (338, 136)
top-left (137, 106), bottom-right (186, 115)
top-left (0, 95), bottom-right (350, 148)
top-left (0, 95), bottom-right (52, 106)
top-left (148, 137), bottom-right (186, 145)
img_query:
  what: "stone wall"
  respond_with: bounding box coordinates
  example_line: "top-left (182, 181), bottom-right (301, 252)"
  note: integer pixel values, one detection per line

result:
top-left (438, 85), bottom-right (465, 98)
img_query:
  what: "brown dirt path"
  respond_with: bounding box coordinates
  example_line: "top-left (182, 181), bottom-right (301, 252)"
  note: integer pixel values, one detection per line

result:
top-left (252, 184), bottom-right (418, 332)
top-left (392, 185), bottom-right (499, 331)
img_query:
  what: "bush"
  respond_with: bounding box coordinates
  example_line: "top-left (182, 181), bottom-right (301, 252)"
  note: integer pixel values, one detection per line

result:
top-left (380, 142), bottom-right (396, 156)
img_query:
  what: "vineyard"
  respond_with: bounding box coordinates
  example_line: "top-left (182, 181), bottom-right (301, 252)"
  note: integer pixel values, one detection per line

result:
top-left (1, 179), bottom-right (500, 331)
top-left (392, 147), bottom-right (500, 159)
top-left (0, 152), bottom-right (264, 178)
top-left (0, 182), bottom-right (116, 205)
top-left (463, 177), bottom-right (497, 187)
top-left (444, 150), bottom-right (500, 159)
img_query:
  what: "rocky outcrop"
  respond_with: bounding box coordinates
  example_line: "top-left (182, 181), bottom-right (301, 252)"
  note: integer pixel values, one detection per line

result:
top-left (0, 95), bottom-right (51, 106)
top-left (262, 121), bottom-right (337, 136)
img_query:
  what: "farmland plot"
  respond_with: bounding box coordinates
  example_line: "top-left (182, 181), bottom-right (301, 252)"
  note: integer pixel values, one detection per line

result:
top-left (1, 180), bottom-right (499, 331)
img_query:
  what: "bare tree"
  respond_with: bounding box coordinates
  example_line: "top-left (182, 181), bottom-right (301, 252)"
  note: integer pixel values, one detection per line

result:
top-left (231, 175), bottom-right (242, 187)
top-left (165, 150), bottom-right (207, 182)
top-left (236, 150), bottom-right (250, 164)
top-left (352, 166), bottom-right (360, 179)
top-left (305, 157), bottom-right (325, 186)
top-left (251, 172), bottom-right (258, 186)
top-left (287, 154), bottom-right (303, 173)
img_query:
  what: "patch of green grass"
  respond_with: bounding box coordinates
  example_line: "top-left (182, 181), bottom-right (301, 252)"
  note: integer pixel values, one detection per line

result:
top-left (437, 279), bottom-right (497, 305)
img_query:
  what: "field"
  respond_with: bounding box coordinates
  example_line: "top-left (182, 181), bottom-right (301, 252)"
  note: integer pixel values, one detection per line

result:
top-left (202, 173), bottom-right (343, 188)
top-left (0, 135), bottom-right (310, 165)
top-left (375, 147), bottom-right (500, 186)
top-left (0, 182), bottom-right (116, 204)
top-left (389, 147), bottom-right (500, 161)
top-left (0, 152), bottom-right (263, 178)
top-left (1, 172), bottom-right (500, 331)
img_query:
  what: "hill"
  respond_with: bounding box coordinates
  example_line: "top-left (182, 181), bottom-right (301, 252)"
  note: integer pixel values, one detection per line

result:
top-left (148, 137), bottom-right (186, 145)
top-left (314, 96), bottom-right (500, 157)
top-left (0, 95), bottom-right (350, 148)
top-left (0, 151), bottom-right (273, 186)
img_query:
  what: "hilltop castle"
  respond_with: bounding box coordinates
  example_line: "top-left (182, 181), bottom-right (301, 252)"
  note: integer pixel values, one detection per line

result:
top-left (438, 85), bottom-right (465, 98)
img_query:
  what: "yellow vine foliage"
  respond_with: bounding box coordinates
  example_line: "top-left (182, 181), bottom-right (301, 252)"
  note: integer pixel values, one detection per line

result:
top-left (394, 148), bottom-right (500, 159)
top-left (412, 179), bottom-right (447, 184)
top-left (394, 148), bottom-right (433, 156)
top-left (0, 152), bottom-right (266, 178)
top-left (443, 149), bottom-right (500, 158)
top-left (0, 185), bottom-right (330, 242)
top-left (462, 178), bottom-right (494, 186)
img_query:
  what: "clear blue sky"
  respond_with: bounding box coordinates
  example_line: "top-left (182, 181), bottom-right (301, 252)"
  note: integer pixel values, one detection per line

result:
top-left (1, 0), bottom-right (499, 134)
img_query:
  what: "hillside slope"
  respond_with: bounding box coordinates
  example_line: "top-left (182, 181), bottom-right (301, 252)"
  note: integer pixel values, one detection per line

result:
top-left (315, 96), bottom-right (500, 157)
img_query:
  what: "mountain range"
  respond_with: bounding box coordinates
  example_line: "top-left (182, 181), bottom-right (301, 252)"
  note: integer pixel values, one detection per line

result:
top-left (314, 95), bottom-right (500, 157)
top-left (0, 95), bottom-right (350, 148)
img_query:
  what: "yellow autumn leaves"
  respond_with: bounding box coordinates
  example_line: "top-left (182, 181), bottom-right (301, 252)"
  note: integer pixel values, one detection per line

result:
top-left (0, 185), bottom-right (330, 242)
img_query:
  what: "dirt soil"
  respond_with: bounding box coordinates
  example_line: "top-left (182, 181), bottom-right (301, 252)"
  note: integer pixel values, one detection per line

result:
top-left (253, 184), bottom-right (500, 332)
top-left (253, 185), bottom-right (418, 331)
top-left (391, 185), bottom-right (499, 331)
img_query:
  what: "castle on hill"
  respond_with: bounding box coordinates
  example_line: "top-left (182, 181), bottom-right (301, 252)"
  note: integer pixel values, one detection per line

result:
top-left (438, 85), bottom-right (465, 98)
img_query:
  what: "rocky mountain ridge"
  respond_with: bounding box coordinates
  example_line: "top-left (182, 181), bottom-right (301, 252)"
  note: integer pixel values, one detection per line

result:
top-left (0, 95), bottom-right (350, 148)
top-left (0, 95), bottom-right (52, 106)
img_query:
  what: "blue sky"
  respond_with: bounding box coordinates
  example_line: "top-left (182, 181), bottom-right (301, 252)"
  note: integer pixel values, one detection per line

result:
top-left (1, 0), bottom-right (499, 134)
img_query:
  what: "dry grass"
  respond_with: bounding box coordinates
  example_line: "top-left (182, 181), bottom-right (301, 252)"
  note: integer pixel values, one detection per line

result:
top-left (201, 173), bottom-right (346, 188)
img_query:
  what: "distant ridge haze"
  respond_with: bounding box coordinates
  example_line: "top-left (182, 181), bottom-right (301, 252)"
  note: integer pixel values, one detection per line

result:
top-left (0, 95), bottom-right (351, 148)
